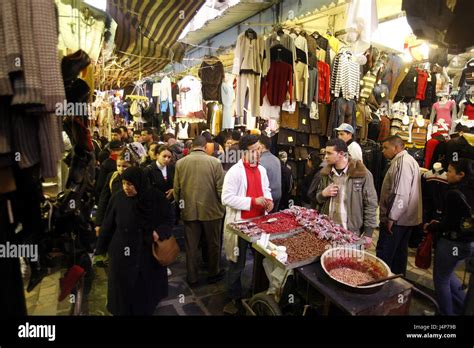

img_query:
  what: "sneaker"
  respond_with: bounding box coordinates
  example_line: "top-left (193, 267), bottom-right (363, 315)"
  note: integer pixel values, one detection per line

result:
top-left (167, 268), bottom-right (172, 276)
top-left (223, 299), bottom-right (241, 315)
top-left (207, 269), bottom-right (226, 284)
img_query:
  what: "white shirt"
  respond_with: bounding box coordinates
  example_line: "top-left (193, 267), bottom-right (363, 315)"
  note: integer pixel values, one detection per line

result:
top-left (348, 141), bottom-right (363, 162)
top-left (156, 161), bottom-right (167, 180)
top-left (178, 75), bottom-right (203, 115)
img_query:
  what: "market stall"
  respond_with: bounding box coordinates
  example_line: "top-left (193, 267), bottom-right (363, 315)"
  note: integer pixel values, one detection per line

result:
top-left (226, 206), bottom-right (424, 315)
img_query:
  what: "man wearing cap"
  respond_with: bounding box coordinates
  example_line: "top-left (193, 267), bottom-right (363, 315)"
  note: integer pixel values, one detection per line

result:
top-left (95, 140), bottom-right (124, 200)
top-left (335, 123), bottom-right (363, 162)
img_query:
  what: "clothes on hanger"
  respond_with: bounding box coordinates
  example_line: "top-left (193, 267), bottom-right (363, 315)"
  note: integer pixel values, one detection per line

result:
top-left (177, 121), bottom-right (189, 140)
top-left (199, 56), bottom-right (224, 102)
top-left (415, 68), bottom-right (429, 100)
top-left (331, 49), bottom-right (360, 100)
top-left (177, 75), bottom-right (203, 117)
top-left (221, 75), bottom-right (235, 130)
top-left (260, 60), bottom-right (293, 106)
top-left (317, 60), bottom-right (330, 104)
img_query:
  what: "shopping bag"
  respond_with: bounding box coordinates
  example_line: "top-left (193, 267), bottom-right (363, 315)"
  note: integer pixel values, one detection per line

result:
top-left (415, 231), bottom-right (433, 269)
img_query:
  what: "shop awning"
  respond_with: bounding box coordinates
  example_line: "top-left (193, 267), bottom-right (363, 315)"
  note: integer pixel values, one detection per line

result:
top-left (179, 0), bottom-right (277, 46)
top-left (103, 0), bottom-right (205, 88)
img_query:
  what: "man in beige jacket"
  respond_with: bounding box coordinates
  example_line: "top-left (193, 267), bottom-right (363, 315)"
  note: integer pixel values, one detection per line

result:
top-left (174, 136), bottom-right (226, 286)
top-left (377, 135), bottom-right (422, 275)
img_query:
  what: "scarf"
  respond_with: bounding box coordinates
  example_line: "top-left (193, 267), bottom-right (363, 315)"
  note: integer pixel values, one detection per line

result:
top-left (241, 161), bottom-right (265, 219)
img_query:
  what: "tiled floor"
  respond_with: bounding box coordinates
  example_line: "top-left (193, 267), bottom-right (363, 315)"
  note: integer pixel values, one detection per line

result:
top-left (24, 226), bottom-right (470, 316)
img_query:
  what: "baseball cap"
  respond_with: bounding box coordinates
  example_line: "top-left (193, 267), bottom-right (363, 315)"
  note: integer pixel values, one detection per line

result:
top-left (334, 123), bottom-right (354, 134)
top-left (109, 140), bottom-right (124, 151)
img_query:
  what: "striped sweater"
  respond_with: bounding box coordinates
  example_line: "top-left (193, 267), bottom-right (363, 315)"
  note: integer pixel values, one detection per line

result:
top-left (331, 50), bottom-right (360, 100)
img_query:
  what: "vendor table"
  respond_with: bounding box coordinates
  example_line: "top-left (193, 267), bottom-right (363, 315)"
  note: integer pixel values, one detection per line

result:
top-left (295, 260), bottom-right (413, 316)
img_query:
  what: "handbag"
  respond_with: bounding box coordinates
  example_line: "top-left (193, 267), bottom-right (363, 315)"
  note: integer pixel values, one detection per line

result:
top-left (443, 190), bottom-right (474, 242)
top-left (415, 231), bottom-right (433, 269)
top-left (152, 232), bottom-right (180, 266)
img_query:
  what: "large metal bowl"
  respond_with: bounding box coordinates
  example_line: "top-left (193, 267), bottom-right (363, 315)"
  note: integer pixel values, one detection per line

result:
top-left (320, 247), bottom-right (392, 294)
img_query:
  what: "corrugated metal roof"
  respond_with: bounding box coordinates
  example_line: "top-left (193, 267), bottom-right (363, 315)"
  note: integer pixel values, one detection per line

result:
top-left (180, 0), bottom-right (277, 46)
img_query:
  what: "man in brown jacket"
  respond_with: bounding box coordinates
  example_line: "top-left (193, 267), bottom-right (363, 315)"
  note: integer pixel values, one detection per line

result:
top-left (174, 136), bottom-right (226, 286)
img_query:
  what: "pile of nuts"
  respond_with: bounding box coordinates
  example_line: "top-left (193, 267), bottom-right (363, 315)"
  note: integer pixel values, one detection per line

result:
top-left (328, 268), bottom-right (375, 286)
top-left (272, 231), bottom-right (330, 264)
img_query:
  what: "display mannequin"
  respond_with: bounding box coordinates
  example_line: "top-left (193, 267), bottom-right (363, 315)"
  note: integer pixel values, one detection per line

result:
top-left (410, 114), bottom-right (432, 148)
top-left (430, 95), bottom-right (457, 128)
top-left (458, 95), bottom-right (474, 120)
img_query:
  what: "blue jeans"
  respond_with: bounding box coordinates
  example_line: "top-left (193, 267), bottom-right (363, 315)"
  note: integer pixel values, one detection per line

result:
top-left (226, 237), bottom-right (250, 300)
top-left (434, 238), bottom-right (474, 315)
top-left (376, 224), bottom-right (413, 275)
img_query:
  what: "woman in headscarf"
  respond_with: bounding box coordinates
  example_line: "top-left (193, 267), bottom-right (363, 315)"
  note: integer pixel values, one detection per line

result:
top-left (95, 167), bottom-right (172, 315)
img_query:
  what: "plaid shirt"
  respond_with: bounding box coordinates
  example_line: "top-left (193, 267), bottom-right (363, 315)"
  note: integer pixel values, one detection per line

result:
top-left (328, 166), bottom-right (349, 229)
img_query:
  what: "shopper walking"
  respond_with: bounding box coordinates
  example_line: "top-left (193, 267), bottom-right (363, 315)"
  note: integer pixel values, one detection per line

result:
top-left (95, 167), bottom-right (172, 315)
top-left (315, 139), bottom-right (378, 239)
top-left (95, 151), bottom-right (136, 236)
top-left (222, 134), bottom-right (273, 314)
top-left (426, 159), bottom-right (474, 315)
top-left (173, 136), bottom-right (226, 286)
top-left (95, 140), bottom-right (123, 200)
top-left (145, 145), bottom-right (175, 200)
top-left (377, 135), bottom-right (423, 275)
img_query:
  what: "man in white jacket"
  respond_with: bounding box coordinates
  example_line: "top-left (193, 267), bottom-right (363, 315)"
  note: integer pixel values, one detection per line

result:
top-left (377, 135), bottom-right (422, 276)
top-left (221, 134), bottom-right (273, 314)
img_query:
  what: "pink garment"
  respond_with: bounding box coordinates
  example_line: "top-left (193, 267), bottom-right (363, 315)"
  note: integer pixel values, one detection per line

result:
top-left (433, 100), bottom-right (455, 128)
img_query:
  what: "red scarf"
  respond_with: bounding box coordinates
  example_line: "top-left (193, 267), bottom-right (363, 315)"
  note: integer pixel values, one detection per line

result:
top-left (241, 161), bottom-right (265, 219)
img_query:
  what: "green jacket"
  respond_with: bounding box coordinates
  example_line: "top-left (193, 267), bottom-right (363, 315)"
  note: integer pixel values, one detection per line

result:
top-left (315, 159), bottom-right (378, 237)
top-left (173, 149), bottom-right (225, 221)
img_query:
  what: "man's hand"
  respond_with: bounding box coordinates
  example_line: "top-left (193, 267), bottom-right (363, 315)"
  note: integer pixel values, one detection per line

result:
top-left (254, 197), bottom-right (268, 208)
top-left (165, 189), bottom-right (174, 200)
top-left (265, 199), bottom-right (274, 212)
top-left (322, 183), bottom-right (339, 198)
top-left (387, 220), bottom-right (395, 234)
top-left (95, 226), bottom-right (100, 237)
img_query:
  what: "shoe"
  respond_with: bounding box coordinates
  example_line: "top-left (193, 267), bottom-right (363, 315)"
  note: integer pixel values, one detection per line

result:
top-left (207, 269), bottom-right (226, 284)
top-left (223, 299), bottom-right (243, 315)
top-left (26, 267), bottom-right (48, 293)
top-left (58, 265), bottom-right (85, 301)
top-left (167, 268), bottom-right (172, 276)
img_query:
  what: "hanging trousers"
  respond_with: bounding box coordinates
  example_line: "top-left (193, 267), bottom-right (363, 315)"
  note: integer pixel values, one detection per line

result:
top-left (236, 73), bottom-right (260, 126)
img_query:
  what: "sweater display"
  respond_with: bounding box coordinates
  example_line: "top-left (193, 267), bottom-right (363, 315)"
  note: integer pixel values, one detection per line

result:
top-left (415, 68), bottom-right (428, 100)
top-left (261, 61), bottom-right (293, 106)
top-left (331, 49), bottom-right (360, 100)
top-left (317, 60), bottom-right (331, 104)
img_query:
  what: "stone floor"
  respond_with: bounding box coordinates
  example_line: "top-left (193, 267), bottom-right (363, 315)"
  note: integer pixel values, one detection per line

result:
top-left (24, 224), bottom-right (470, 316)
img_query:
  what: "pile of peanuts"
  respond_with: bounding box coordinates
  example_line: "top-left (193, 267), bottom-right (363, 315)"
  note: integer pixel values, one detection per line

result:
top-left (272, 231), bottom-right (330, 264)
top-left (328, 267), bottom-right (375, 286)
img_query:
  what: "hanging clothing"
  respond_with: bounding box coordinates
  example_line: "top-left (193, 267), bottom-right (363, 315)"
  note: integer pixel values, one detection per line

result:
top-left (236, 73), bottom-right (260, 126)
top-left (345, 0), bottom-right (378, 54)
top-left (294, 61), bottom-right (309, 105)
top-left (290, 33), bottom-right (309, 65)
top-left (381, 54), bottom-right (404, 95)
top-left (459, 59), bottom-right (474, 87)
top-left (261, 61), bottom-right (293, 106)
top-left (199, 56), bottom-right (224, 102)
top-left (430, 100), bottom-right (456, 128)
top-left (415, 68), bottom-right (429, 100)
top-left (317, 60), bottom-right (330, 104)
top-left (395, 67), bottom-right (419, 100)
top-left (304, 33), bottom-right (318, 68)
top-left (177, 121), bottom-right (189, 140)
top-left (207, 102), bottom-right (222, 136)
top-left (232, 29), bottom-right (263, 75)
top-left (314, 34), bottom-right (331, 66)
top-left (378, 115), bottom-right (392, 142)
top-left (331, 49), bottom-right (360, 100)
top-left (420, 73), bottom-right (437, 108)
top-left (263, 32), bottom-right (296, 76)
top-left (327, 98), bottom-right (357, 138)
top-left (459, 100), bottom-right (474, 120)
top-left (359, 72), bottom-right (377, 103)
top-left (221, 78), bottom-right (235, 129)
top-left (424, 132), bottom-right (447, 169)
top-left (307, 67), bottom-right (318, 105)
top-left (390, 115), bottom-right (411, 143)
top-left (411, 118), bottom-right (432, 148)
top-left (158, 76), bottom-right (173, 105)
top-left (177, 75), bottom-right (203, 116)
top-left (260, 95), bottom-right (281, 121)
